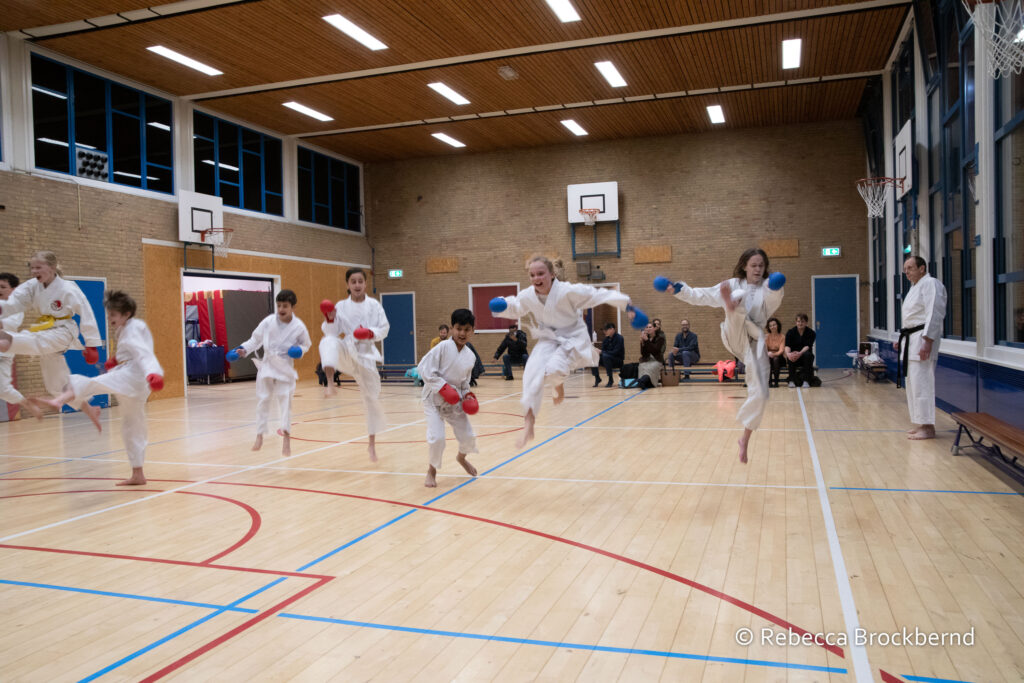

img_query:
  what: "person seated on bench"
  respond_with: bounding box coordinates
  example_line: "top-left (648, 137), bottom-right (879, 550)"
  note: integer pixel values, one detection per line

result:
top-left (667, 318), bottom-right (700, 379)
top-left (592, 322), bottom-right (624, 387)
top-left (430, 324), bottom-right (450, 349)
top-left (636, 321), bottom-right (666, 389)
top-left (493, 323), bottom-right (529, 380)
top-left (784, 313), bottom-right (815, 388)
top-left (765, 317), bottom-right (785, 388)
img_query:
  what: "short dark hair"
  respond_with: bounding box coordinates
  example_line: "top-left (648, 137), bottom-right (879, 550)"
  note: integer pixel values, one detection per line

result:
top-left (451, 308), bottom-right (475, 327)
top-left (795, 312), bottom-right (809, 323)
top-left (509, 323), bottom-right (518, 329)
top-left (766, 317), bottom-right (781, 332)
top-left (105, 290), bottom-right (137, 317)
top-left (438, 323), bottom-right (450, 331)
top-left (906, 255), bottom-right (926, 268)
top-left (604, 322), bottom-right (617, 331)
top-left (345, 267), bottom-right (366, 282)
top-left (0, 272), bottom-right (19, 289)
top-left (276, 289), bottom-right (296, 305)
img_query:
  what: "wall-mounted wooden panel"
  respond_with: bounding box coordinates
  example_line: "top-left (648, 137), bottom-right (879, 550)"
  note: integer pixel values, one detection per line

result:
top-left (761, 239), bottom-right (800, 258)
top-left (634, 245), bottom-right (673, 264)
top-left (426, 257), bottom-right (459, 273)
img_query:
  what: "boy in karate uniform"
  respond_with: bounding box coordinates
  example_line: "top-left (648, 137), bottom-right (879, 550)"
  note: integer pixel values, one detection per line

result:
top-left (234, 289), bottom-right (311, 456)
top-left (417, 308), bottom-right (481, 488)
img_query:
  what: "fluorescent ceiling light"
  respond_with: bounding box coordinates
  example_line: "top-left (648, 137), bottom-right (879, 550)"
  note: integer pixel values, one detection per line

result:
top-left (594, 61), bottom-right (627, 87)
top-left (561, 119), bottom-right (588, 136)
top-left (114, 171), bottom-right (160, 181)
top-left (38, 138), bottom-right (70, 147)
top-left (706, 105), bottom-right (725, 124)
top-left (322, 14), bottom-right (387, 50)
top-left (147, 45), bottom-right (222, 76)
top-left (32, 85), bottom-right (66, 99)
top-left (202, 159), bottom-right (240, 172)
top-left (147, 121), bottom-right (171, 131)
top-left (283, 101), bottom-right (334, 122)
top-left (544, 0), bottom-right (581, 22)
top-left (428, 82), bottom-right (470, 105)
top-left (782, 38), bottom-right (802, 69)
top-left (432, 133), bottom-right (465, 148)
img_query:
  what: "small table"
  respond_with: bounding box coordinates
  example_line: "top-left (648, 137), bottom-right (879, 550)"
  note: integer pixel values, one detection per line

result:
top-left (855, 355), bottom-right (888, 383)
top-left (186, 345), bottom-right (226, 384)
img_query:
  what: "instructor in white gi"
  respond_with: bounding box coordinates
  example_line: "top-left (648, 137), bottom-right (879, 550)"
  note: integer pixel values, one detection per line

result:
top-left (896, 256), bottom-right (947, 440)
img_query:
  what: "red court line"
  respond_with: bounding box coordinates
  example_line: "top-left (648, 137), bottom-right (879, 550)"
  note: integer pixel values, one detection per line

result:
top-left (880, 671), bottom-right (904, 682)
top-left (0, 489), bottom-right (160, 498)
top-left (300, 409), bottom-right (524, 424)
top-left (288, 426), bottom-right (523, 445)
top-left (177, 491), bottom-right (262, 564)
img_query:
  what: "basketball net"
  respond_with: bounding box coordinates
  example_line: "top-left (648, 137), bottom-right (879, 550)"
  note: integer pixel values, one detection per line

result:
top-left (579, 208), bottom-right (600, 226)
top-left (856, 177), bottom-right (903, 218)
top-left (201, 228), bottom-right (234, 258)
top-left (964, 0), bottom-right (1024, 78)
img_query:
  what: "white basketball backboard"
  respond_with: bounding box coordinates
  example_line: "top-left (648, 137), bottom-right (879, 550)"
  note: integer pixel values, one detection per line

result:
top-left (567, 181), bottom-right (618, 223)
top-left (894, 121), bottom-right (912, 199)
top-left (178, 190), bottom-right (223, 243)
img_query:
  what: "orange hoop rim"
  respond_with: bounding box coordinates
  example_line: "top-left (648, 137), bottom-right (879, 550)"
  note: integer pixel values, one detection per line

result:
top-left (578, 208), bottom-right (601, 216)
top-left (199, 227), bottom-right (234, 242)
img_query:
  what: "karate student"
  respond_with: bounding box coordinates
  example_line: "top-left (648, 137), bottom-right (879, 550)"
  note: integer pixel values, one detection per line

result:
top-left (417, 308), bottom-right (481, 488)
top-left (895, 255), bottom-right (947, 440)
top-left (319, 267), bottom-right (390, 461)
top-left (40, 291), bottom-right (163, 485)
top-left (0, 251), bottom-right (102, 410)
top-left (0, 272), bottom-right (41, 420)
top-left (232, 289), bottom-right (311, 456)
top-left (656, 247), bottom-right (785, 463)
top-left (490, 255), bottom-right (643, 447)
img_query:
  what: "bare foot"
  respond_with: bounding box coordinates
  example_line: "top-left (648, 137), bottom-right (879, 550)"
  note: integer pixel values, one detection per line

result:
top-left (281, 432), bottom-right (291, 456)
top-left (324, 384), bottom-right (337, 398)
top-left (457, 453), bottom-right (478, 477)
top-left (116, 471), bottom-right (147, 486)
top-left (515, 411), bottom-right (535, 449)
top-left (82, 403), bottom-right (102, 432)
top-left (737, 438), bottom-right (749, 464)
top-left (368, 436), bottom-right (378, 463)
top-left (908, 427), bottom-right (936, 440)
top-left (720, 282), bottom-right (737, 313)
top-left (252, 434), bottom-right (263, 451)
top-left (425, 466), bottom-right (437, 488)
top-left (0, 333), bottom-right (11, 353)
top-left (22, 399), bottom-right (44, 421)
top-left (553, 384), bottom-right (565, 405)
top-left (906, 426), bottom-right (920, 434)
top-left (36, 396), bottom-right (64, 411)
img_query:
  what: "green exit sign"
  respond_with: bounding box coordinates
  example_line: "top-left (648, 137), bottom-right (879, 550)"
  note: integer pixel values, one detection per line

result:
top-left (388, 269), bottom-right (403, 278)
top-left (821, 247), bottom-right (841, 257)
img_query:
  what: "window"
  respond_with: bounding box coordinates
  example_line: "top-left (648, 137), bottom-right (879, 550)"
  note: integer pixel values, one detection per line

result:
top-left (29, 53), bottom-right (173, 193)
top-left (891, 36), bottom-right (915, 329)
top-left (297, 146), bottom-right (362, 232)
top-left (995, 70), bottom-right (1024, 346)
top-left (872, 216), bottom-right (887, 329)
top-left (192, 112), bottom-right (283, 216)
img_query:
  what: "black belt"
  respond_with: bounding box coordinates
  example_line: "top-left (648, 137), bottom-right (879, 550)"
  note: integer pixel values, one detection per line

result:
top-left (896, 324), bottom-right (925, 388)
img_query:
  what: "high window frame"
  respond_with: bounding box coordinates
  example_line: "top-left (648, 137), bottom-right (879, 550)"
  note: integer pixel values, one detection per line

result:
top-left (192, 111), bottom-right (283, 216)
top-left (296, 145), bottom-right (362, 233)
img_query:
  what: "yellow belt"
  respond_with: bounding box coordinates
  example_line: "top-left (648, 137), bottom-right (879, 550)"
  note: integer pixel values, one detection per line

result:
top-left (29, 314), bottom-right (73, 333)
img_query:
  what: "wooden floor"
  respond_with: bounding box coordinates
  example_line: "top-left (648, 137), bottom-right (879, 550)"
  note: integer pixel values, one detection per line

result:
top-left (1, 370), bottom-right (1022, 682)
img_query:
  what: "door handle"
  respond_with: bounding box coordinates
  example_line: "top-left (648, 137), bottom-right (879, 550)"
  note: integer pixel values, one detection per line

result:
top-left (816, 321), bottom-right (821, 329)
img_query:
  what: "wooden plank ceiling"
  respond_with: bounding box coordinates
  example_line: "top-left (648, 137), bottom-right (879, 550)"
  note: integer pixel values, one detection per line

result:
top-left (18, 0), bottom-right (909, 162)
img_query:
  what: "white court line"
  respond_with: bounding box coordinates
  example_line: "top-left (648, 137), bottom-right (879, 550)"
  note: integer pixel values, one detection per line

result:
top-left (797, 388), bottom-right (873, 682)
top-left (0, 391), bottom-right (521, 544)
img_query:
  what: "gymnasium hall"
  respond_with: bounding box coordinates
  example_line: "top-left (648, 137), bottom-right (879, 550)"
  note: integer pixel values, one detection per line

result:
top-left (1, 1), bottom-right (1023, 681)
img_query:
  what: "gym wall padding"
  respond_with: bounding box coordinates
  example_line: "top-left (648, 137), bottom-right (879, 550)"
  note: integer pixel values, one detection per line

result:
top-left (223, 290), bottom-right (273, 379)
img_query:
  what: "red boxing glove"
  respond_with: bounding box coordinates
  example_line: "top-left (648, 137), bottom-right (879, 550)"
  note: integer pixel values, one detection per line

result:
top-left (83, 347), bottom-right (99, 364)
top-left (353, 326), bottom-right (373, 340)
top-left (438, 383), bottom-right (460, 405)
top-left (319, 299), bottom-right (335, 321)
top-left (104, 357), bottom-right (118, 371)
top-left (146, 374), bottom-right (164, 391)
top-left (461, 392), bottom-right (479, 415)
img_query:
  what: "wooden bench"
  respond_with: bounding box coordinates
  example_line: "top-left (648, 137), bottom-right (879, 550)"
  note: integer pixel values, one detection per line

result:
top-left (950, 412), bottom-right (1024, 475)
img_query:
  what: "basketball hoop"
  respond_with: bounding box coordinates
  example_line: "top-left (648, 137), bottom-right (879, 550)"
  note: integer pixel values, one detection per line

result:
top-left (579, 208), bottom-right (601, 226)
top-left (963, 0), bottom-right (1024, 78)
top-left (200, 227), bottom-right (234, 258)
top-left (856, 177), bottom-right (904, 218)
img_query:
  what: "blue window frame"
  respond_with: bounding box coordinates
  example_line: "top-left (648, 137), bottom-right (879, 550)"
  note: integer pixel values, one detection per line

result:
top-left (192, 112), bottom-right (283, 216)
top-left (994, 70), bottom-right (1024, 346)
top-left (29, 53), bottom-right (173, 194)
top-left (297, 146), bottom-right (361, 232)
top-left (891, 34), bottom-right (916, 328)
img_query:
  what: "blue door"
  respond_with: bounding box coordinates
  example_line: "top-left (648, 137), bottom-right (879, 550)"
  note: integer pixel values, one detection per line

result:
top-left (812, 276), bottom-right (858, 368)
top-left (64, 278), bottom-right (108, 410)
top-left (380, 292), bottom-right (415, 366)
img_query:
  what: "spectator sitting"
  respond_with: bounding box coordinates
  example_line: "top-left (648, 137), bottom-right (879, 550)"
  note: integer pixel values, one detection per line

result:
top-left (784, 313), bottom-right (816, 388)
top-left (493, 323), bottom-right (529, 380)
top-left (765, 317), bottom-right (785, 388)
top-left (591, 322), bottom-right (624, 387)
top-left (667, 318), bottom-right (700, 379)
top-left (430, 324), bottom-right (450, 349)
top-left (636, 321), bottom-right (666, 388)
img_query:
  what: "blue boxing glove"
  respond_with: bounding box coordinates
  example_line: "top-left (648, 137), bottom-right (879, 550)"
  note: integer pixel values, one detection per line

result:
top-left (626, 304), bottom-right (649, 329)
top-left (287, 345), bottom-right (303, 359)
top-left (225, 348), bottom-right (241, 362)
top-left (489, 297), bottom-right (508, 313)
top-left (653, 276), bottom-right (671, 292)
top-left (768, 272), bottom-right (786, 291)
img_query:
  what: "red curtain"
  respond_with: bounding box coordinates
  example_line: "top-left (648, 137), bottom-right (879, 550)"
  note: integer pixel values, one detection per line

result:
top-left (211, 290), bottom-right (227, 348)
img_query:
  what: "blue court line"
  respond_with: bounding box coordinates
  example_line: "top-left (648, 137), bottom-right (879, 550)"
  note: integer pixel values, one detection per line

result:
top-left (902, 674), bottom-right (973, 683)
top-left (831, 486), bottom-right (1022, 496)
top-left (76, 577), bottom-right (287, 683)
top-left (0, 579), bottom-right (258, 614)
top-left (276, 612), bottom-right (846, 674)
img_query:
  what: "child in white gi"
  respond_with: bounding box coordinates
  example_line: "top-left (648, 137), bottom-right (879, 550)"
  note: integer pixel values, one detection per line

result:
top-left (658, 248), bottom-right (785, 463)
top-left (41, 291), bottom-right (163, 485)
top-left (490, 255), bottom-right (641, 447)
top-left (417, 308), bottom-right (480, 488)
top-left (319, 268), bottom-right (389, 462)
top-left (0, 251), bottom-right (103, 411)
top-left (0, 273), bottom-right (42, 420)
top-left (234, 289), bottom-right (311, 456)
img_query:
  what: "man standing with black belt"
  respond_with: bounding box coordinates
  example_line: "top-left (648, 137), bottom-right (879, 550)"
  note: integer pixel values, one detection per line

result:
top-left (896, 255), bottom-right (947, 440)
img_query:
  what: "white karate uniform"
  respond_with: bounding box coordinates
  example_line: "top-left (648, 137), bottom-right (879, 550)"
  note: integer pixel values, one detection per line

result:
top-left (319, 296), bottom-right (390, 435)
top-left (494, 279), bottom-right (630, 416)
top-left (0, 309), bottom-right (25, 405)
top-left (0, 276), bottom-right (102, 404)
top-left (417, 339), bottom-right (478, 469)
top-left (900, 274), bottom-right (947, 426)
top-left (68, 318), bottom-right (162, 468)
top-left (674, 277), bottom-right (784, 430)
top-left (241, 314), bottom-right (312, 436)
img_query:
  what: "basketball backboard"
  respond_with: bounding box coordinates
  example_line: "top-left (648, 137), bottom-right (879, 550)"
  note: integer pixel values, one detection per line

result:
top-left (178, 189), bottom-right (224, 243)
top-left (894, 121), bottom-right (912, 200)
top-left (567, 181), bottom-right (618, 223)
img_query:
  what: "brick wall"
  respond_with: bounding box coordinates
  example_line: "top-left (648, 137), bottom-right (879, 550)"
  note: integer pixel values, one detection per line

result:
top-left (365, 120), bottom-right (871, 364)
